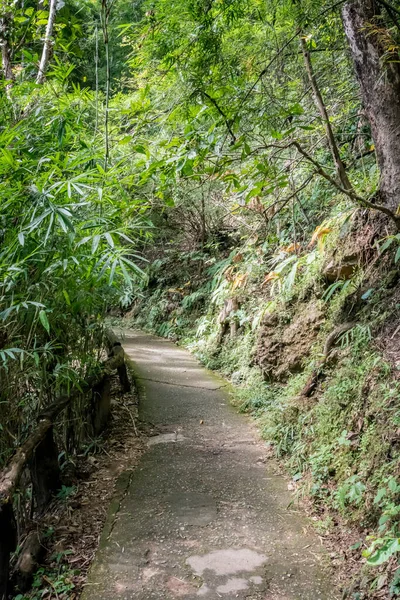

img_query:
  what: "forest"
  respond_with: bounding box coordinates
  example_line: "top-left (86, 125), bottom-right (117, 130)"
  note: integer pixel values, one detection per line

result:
top-left (1, 0), bottom-right (400, 598)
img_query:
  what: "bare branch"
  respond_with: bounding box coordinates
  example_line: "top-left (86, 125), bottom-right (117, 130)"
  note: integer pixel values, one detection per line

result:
top-left (291, 141), bottom-right (400, 228)
top-left (197, 90), bottom-right (236, 143)
top-left (300, 34), bottom-right (353, 192)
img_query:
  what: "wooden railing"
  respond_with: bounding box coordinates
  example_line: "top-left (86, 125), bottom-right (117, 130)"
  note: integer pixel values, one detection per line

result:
top-left (0, 331), bottom-right (131, 599)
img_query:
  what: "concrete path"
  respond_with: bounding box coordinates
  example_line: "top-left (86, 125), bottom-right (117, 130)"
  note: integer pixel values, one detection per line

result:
top-left (82, 330), bottom-right (337, 600)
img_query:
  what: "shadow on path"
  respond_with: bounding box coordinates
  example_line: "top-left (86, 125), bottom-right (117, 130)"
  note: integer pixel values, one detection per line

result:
top-left (82, 330), bottom-right (338, 600)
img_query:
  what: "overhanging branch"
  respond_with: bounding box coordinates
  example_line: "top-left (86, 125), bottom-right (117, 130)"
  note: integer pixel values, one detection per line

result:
top-left (291, 141), bottom-right (400, 229)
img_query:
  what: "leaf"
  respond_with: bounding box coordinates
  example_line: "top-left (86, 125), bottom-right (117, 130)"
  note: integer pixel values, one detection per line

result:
top-left (105, 232), bottom-right (115, 248)
top-left (232, 272), bottom-right (248, 290)
top-left (63, 290), bottom-right (71, 306)
top-left (284, 262), bottom-right (298, 291)
top-left (388, 478), bottom-right (399, 493)
top-left (310, 225), bottom-right (332, 247)
top-left (134, 144), bottom-right (147, 155)
top-left (323, 281), bottom-right (344, 302)
top-left (119, 259), bottom-right (131, 285)
top-left (91, 235), bottom-right (101, 254)
top-left (18, 232), bottom-right (25, 246)
top-left (282, 242), bottom-right (300, 253)
top-left (374, 488), bottom-right (387, 504)
top-left (379, 237), bottom-right (395, 253)
top-left (120, 256), bottom-right (145, 277)
top-left (361, 288), bottom-right (374, 300)
top-left (365, 538), bottom-right (400, 566)
top-left (395, 247), bottom-right (400, 264)
top-left (350, 541), bottom-right (362, 550)
top-left (39, 310), bottom-right (50, 334)
top-left (109, 259), bottom-right (117, 285)
top-left (262, 271), bottom-right (280, 286)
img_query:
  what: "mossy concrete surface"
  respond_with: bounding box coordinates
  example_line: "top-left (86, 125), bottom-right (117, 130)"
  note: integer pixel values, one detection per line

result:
top-left (82, 330), bottom-right (338, 600)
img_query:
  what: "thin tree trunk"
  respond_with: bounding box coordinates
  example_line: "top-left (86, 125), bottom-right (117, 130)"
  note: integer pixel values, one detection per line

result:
top-left (342, 0), bottom-right (400, 212)
top-left (300, 35), bottom-right (353, 192)
top-left (36, 0), bottom-right (57, 84)
top-left (101, 0), bottom-right (111, 170)
top-left (200, 190), bottom-right (206, 250)
top-left (95, 25), bottom-right (99, 136)
top-left (0, 14), bottom-right (14, 86)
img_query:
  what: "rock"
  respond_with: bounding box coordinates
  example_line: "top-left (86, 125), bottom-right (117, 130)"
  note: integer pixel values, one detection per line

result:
top-left (256, 301), bottom-right (325, 382)
top-left (323, 255), bottom-right (358, 282)
top-left (231, 370), bottom-right (243, 384)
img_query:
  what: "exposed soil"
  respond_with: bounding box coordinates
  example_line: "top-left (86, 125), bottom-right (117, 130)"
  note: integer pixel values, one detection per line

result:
top-left (256, 301), bottom-right (325, 380)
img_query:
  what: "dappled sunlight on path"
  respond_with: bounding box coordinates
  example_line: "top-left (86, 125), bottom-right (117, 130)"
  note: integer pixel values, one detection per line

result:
top-left (82, 330), bottom-right (337, 600)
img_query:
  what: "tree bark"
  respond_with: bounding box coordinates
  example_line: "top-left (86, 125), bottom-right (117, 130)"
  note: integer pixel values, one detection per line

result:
top-left (300, 35), bottom-right (353, 193)
top-left (342, 0), bottom-right (400, 212)
top-left (36, 0), bottom-right (57, 84)
top-left (14, 530), bottom-right (44, 593)
top-left (0, 13), bottom-right (14, 86)
top-left (29, 427), bottom-right (60, 514)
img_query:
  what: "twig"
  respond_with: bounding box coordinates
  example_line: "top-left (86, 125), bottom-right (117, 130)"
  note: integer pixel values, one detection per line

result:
top-left (122, 403), bottom-right (138, 437)
top-left (197, 90), bottom-right (236, 143)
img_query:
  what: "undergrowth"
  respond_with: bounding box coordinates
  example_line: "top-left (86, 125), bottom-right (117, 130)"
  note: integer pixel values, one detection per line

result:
top-left (123, 219), bottom-right (400, 597)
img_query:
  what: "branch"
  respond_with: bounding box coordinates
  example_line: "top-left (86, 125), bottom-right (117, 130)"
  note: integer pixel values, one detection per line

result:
top-left (376, 0), bottom-right (400, 32)
top-left (239, 30), bottom-right (301, 109)
top-left (291, 141), bottom-right (400, 229)
top-left (300, 34), bottom-right (353, 193)
top-left (197, 90), bottom-right (236, 143)
top-left (266, 175), bottom-right (314, 218)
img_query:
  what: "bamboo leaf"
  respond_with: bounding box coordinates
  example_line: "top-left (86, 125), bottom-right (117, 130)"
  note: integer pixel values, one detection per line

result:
top-left (39, 310), bottom-right (50, 334)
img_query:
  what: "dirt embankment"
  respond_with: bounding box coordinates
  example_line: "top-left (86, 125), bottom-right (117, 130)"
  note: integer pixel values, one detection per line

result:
top-left (256, 302), bottom-right (325, 381)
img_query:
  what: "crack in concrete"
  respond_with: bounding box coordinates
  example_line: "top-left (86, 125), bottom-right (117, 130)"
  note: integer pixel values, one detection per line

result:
top-left (103, 469), bottom-right (135, 543)
top-left (136, 376), bottom-right (228, 391)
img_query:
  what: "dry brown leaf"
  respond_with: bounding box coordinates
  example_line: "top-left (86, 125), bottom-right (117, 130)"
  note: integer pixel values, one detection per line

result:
top-left (309, 225), bottom-right (332, 247)
top-left (262, 271), bottom-right (280, 286)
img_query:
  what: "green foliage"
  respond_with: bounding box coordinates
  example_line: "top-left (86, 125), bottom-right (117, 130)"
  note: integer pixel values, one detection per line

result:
top-left (3, 0), bottom-right (400, 596)
top-left (14, 552), bottom-right (77, 600)
top-left (0, 3), bottom-right (154, 462)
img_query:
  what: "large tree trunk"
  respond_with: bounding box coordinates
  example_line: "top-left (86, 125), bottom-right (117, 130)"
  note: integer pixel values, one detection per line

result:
top-left (342, 0), bottom-right (400, 212)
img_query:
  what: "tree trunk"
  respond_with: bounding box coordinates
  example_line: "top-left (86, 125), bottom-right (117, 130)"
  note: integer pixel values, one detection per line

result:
top-left (342, 0), bottom-right (400, 212)
top-left (0, 14), bottom-right (14, 86)
top-left (14, 530), bottom-right (44, 593)
top-left (29, 427), bottom-right (60, 515)
top-left (36, 0), bottom-right (57, 84)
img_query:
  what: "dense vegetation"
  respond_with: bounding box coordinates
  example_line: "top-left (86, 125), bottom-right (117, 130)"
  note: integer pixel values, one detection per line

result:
top-left (2, 0), bottom-right (400, 597)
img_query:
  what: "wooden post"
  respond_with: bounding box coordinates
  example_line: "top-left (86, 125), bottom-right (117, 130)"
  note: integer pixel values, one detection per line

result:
top-left (0, 504), bottom-right (17, 600)
top-left (104, 332), bottom-right (131, 394)
top-left (92, 377), bottom-right (112, 435)
top-left (117, 363), bottom-right (131, 393)
top-left (29, 427), bottom-right (60, 515)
